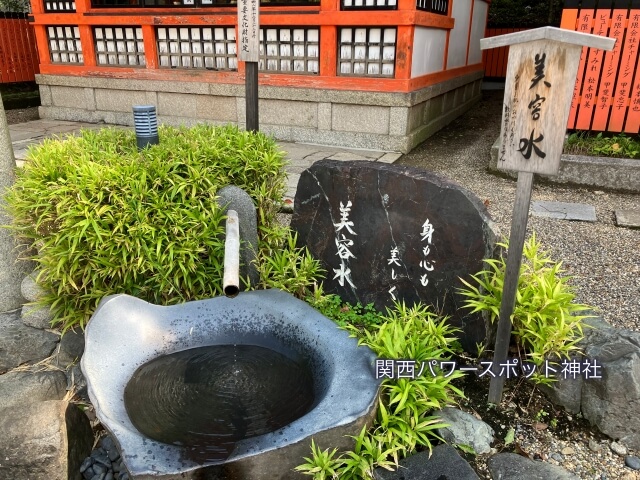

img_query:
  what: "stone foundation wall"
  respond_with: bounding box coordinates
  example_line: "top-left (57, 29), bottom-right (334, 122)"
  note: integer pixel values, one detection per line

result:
top-left (36, 71), bottom-right (483, 153)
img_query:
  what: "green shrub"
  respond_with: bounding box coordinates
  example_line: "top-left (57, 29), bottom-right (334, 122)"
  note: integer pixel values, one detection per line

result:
top-left (565, 131), bottom-right (640, 159)
top-left (305, 288), bottom-right (381, 328)
top-left (4, 124), bottom-right (322, 331)
top-left (296, 301), bottom-right (464, 479)
top-left (256, 232), bottom-right (325, 298)
top-left (458, 233), bottom-right (593, 384)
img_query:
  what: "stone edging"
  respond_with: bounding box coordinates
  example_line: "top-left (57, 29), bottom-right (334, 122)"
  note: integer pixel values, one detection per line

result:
top-left (490, 137), bottom-right (640, 193)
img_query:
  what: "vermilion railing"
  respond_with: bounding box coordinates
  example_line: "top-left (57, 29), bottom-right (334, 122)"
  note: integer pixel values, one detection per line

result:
top-left (481, 27), bottom-right (530, 78)
top-left (0, 12), bottom-right (40, 83)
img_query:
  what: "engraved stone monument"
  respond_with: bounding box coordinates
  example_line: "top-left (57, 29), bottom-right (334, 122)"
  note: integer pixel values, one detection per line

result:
top-left (291, 160), bottom-right (498, 351)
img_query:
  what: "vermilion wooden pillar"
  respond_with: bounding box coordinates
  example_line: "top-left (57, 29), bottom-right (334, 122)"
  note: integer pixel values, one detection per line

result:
top-left (141, 25), bottom-right (158, 69)
top-left (33, 25), bottom-right (51, 67)
top-left (30, 0), bottom-right (49, 67)
top-left (320, 26), bottom-right (337, 77)
top-left (395, 25), bottom-right (413, 80)
top-left (75, 0), bottom-right (96, 66)
top-left (320, 0), bottom-right (338, 77)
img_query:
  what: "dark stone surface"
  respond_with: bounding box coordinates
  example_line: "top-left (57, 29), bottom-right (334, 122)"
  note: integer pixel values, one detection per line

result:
top-left (291, 160), bottom-right (497, 350)
top-left (0, 370), bottom-right (67, 409)
top-left (373, 444), bottom-right (479, 480)
top-left (541, 316), bottom-right (640, 449)
top-left (626, 455), bottom-right (640, 470)
top-left (487, 453), bottom-right (579, 480)
top-left (57, 329), bottom-right (85, 367)
top-left (580, 320), bottom-right (640, 449)
top-left (0, 308), bottom-right (58, 372)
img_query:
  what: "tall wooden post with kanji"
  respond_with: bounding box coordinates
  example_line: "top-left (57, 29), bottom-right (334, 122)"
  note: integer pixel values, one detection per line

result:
top-left (480, 27), bottom-right (615, 404)
top-left (238, 0), bottom-right (259, 132)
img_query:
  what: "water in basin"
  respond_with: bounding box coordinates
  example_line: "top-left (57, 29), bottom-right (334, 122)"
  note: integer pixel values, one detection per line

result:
top-left (124, 344), bottom-right (315, 463)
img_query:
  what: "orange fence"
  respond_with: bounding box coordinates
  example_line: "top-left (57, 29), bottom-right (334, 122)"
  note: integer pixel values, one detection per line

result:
top-left (0, 13), bottom-right (40, 83)
top-left (481, 27), bottom-right (530, 78)
top-left (562, 0), bottom-right (640, 133)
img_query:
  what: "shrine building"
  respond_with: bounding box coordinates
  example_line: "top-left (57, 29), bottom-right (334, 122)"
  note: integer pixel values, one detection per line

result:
top-left (30, 0), bottom-right (489, 152)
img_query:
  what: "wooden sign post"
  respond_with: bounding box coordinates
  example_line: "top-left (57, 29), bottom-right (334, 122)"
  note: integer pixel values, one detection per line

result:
top-left (237, 0), bottom-right (259, 132)
top-left (480, 27), bottom-right (614, 404)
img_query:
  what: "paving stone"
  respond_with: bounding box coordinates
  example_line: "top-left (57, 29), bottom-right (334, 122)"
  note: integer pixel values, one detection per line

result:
top-left (378, 152), bottom-right (402, 164)
top-left (615, 209), bottom-right (640, 229)
top-left (326, 151), bottom-right (378, 161)
top-left (531, 200), bottom-right (597, 222)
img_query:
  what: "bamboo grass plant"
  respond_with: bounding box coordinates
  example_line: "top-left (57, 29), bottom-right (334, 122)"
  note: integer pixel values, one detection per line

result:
top-left (296, 300), bottom-right (465, 479)
top-left (458, 233), bottom-right (593, 385)
top-left (4, 124), bottom-right (322, 331)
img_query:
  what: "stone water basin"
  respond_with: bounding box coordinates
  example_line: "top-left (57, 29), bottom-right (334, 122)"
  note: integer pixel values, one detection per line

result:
top-left (81, 289), bottom-right (381, 479)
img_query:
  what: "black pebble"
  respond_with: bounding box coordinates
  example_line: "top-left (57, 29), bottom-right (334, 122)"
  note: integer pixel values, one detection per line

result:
top-left (100, 435), bottom-right (116, 452)
top-left (626, 455), bottom-right (640, 470)
top-left (93, 450), bottom-right (112, 469)
top-left (108, 448), bottom-right (120, 462)
top-left (90, 473), bottom-right (106, 480)
top-left (92, 463), bottom-right (107, 476)
top-left (105, 473), bottom-right (114, 480)
top-left (80, 457), bottom-right (93, 473)
top-left (82, 466), bottom-right (95, 480)
top-left (91, 447), bottom-right (106, 459)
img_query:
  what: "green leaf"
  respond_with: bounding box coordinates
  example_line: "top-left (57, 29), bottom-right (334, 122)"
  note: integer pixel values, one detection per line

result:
top-left (504, 427), bottom-right (515, 446)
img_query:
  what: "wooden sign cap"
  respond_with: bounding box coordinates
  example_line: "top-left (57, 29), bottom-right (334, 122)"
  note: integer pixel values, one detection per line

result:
top-left (480, 26), bottom-right (615, 52)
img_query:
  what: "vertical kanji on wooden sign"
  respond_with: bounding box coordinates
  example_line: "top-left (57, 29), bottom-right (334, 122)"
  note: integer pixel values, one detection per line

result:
top-left (593, 4), bottom-right (626, 131)
top-left (576, 1), bottom-right (610, 130)
top-left (567, 0), bottom-right (596, 129)
top-left (561, 0), bottom-right (640, 133)
top-left (626, 8), bottom-right (640, 132)
top-left (237, 0), bottom-right (259, 63)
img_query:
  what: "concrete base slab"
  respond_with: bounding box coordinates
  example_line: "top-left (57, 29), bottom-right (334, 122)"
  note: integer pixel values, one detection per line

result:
top-left (531, 201), bottom-right (597, 222)
top-left (615, 209), bottom-right (640, 229)
top-left (490, 137), bottom-right (640, 193)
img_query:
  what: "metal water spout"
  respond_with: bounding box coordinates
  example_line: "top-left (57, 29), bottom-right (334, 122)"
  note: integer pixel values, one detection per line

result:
top-left (223, 209), bottom-right (240, 298)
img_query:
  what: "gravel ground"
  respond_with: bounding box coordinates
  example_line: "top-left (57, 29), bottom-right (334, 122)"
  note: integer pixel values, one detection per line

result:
top-left (399, 89), bottom-right (640, 480)
top-left (398, 89), bottom-right (640, 334)
top-left (4, 106), bottom-right (39, 125)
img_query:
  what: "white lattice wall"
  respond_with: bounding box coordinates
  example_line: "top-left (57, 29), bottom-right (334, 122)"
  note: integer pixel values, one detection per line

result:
top-left (157, 27), bottom-right (238, 70)
top-left (338, 27), bottom-right (396, 76)
top-left (94, 27), bottom-right (145, 67)
top-left (259, 28), bottom-right (319, 74)
top-left (43, 0), bottom-right (76, 12)
top-left (341, 0), bottom-right (397, 10)
top-left (47, 26), bottom-right (83, 64)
